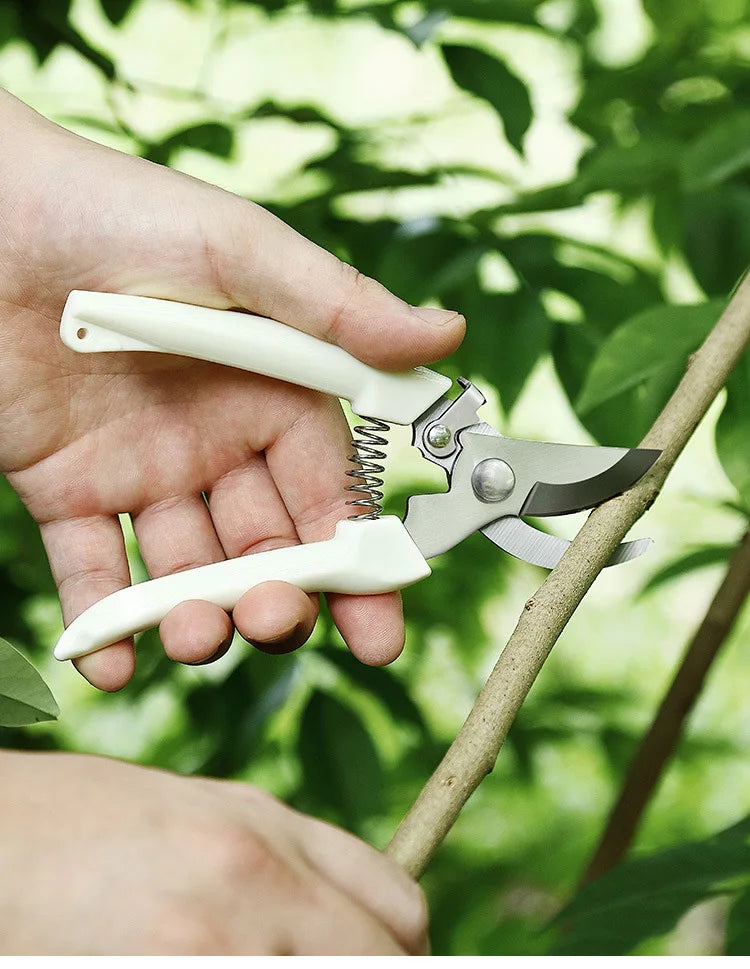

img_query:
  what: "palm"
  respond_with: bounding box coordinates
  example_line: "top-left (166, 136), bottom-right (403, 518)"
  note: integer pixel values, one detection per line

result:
top-left (5, 323), bottom-right (324, 523)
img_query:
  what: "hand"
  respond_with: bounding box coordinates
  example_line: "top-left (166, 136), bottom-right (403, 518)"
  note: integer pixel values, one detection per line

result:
top-left (0, 751), bottom-right (428, 954)
top-left (0, 89), bottom-right (465, 690)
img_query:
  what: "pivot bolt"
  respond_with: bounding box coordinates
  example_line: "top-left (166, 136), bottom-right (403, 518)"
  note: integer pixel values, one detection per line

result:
top-left (426, 423), bottom-right (452, 449)
top-left (471, 458), bottom-right (515, 503)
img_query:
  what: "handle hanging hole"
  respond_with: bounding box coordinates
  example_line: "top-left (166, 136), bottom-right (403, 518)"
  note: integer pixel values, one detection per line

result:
top-left (76, 327), bottom-right (88, 340)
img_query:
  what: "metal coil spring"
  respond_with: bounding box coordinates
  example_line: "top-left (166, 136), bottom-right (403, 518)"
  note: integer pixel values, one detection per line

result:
top-left (346, 416), bottom-right (390, 519)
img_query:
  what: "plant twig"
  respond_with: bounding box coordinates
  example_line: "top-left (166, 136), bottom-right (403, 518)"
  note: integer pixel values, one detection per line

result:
top-left (385, 273), bottom-right (750, 879)
top-left (580, 526), bottom-right (750, 884)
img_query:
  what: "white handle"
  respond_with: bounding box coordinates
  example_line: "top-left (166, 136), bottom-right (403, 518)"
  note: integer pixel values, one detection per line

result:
top-left (61, 291), bottom-right (450, 425)
top-left (54, 517), bottom-right (431, 661)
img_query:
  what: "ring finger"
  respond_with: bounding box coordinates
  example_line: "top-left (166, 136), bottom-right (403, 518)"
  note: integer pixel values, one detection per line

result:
top-left (207, 455), bottom-right (319, 653)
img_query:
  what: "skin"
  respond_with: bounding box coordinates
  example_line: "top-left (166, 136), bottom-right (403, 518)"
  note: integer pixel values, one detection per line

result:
top-left (0, 751), bottom-right (429, 955)
top-left (0, 87), bottom-right (464, 690)
top-left (0, 89), bottom-right (465, 954)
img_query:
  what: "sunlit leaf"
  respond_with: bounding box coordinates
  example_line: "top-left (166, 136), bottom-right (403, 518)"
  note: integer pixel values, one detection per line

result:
top-left (0, 638), bottom-right (58, 727)
top-left (576, 301), bottom-right (725, 424)
top-left (441, 44), bottom-right (532, 154)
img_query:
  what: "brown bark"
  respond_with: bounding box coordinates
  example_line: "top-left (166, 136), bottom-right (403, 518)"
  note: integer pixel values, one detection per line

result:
top-left (385, 273), bottom-right (750, 880)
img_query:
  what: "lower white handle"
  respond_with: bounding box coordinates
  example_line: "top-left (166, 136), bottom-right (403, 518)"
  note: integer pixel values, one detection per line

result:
top-left (54, 517), bottom-right (431, 662)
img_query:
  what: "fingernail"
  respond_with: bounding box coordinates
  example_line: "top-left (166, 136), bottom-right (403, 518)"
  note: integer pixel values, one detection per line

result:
top-left (412, 306), bottom-right (464, 327)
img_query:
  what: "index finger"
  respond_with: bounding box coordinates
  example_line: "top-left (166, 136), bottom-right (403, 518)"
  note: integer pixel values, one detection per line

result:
top-left (199, 189), bottom-right (466, 371)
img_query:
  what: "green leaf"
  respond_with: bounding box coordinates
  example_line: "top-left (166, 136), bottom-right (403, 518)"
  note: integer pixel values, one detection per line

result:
top-left (318, 647), bottom-right (428, 733)
top-left (575, 300), bottom-right (725, 427)
top-left (145, 123), bottom-right (235, 166)
top-left (0, 638), bottom-right (58, 727)
top-left (683, 187), bottom-right (750, 296)
top-left (184, 652), bottom-right (299, 776)
top-left (425, 0), bottom-right (541, 24)
top-left (726, 886), bottom-right (750, 955)
top-left (17, 2), bottom-right (115, 77)
top-left (0, 2), bottom-right (22, 51)
top-left (298, 690), bottom-right (384, 826)
top-left (642, 0), bottom-right (703, 41)
top-left (377, 225), bottom-right (485, 306)
top-left (441, 44), bottom-right (532, 154)
top-left (716, 347), bottom-right (750, 508)
top-left (553, 815), bottom-right (750, 955)
top-left (455, 284), bottom-right (551, 412)
top-left (680, 112), bottom-right (750, 192)
top-left (575, 139), bottom-right (680, 196)
top-left (99, 0), bottom-right (135, 25)
top-left (639, 544), bottom-right (735, 596)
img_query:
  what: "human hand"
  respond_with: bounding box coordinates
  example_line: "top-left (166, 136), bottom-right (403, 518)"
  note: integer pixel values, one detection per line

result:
top-left (0, 751), bottom-right (428, 954)
top-left (0, 89), bottom-right (465, 690)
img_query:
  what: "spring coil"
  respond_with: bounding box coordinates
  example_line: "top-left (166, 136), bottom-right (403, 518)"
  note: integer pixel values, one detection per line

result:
top-left (346, 416), bottom-right (390, 519)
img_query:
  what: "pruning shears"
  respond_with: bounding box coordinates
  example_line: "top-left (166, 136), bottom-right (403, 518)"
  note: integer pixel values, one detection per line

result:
top-left (54, 291), bottom-right (660, 663)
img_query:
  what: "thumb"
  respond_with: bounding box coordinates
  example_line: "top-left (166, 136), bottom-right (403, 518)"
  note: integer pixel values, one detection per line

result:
top-left (199, 191), bottom-right (466, 371)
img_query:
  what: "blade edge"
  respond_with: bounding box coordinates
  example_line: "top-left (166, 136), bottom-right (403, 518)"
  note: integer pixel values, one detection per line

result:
top-left (520, 448), bottom-right (660, 517)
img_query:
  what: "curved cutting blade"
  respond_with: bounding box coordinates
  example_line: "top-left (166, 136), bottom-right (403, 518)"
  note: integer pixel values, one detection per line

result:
top-left (520, 448), bottom-right (661, 517)
top-left (481, 517), bottom-right (653, 569)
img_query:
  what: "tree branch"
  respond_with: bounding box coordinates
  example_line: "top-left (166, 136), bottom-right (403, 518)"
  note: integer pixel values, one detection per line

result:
top-left (385, 273), bottom-right (750, 879)
top-left (580, 525), bottom-right (750, 884)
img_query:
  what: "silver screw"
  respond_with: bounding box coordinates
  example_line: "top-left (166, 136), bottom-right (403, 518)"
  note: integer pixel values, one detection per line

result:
top-left (426, 423), bottom-right (452, 449)
top-left (471, 458), bottom-right (515, 503)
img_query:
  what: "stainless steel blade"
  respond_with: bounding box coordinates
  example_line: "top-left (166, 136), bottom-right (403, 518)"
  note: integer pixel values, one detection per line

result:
top-left (481, 517), bottom-right (653, 568)
top-left (404, 426), bottom-right (660, 560)
top-left (520, 447), bottom-right (661, 517)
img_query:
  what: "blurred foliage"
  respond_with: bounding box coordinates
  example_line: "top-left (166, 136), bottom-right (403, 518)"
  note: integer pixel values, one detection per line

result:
top-left (1, 0), bottom-right (750, 955)
top-left (554, 814), bottom-right (750, 955)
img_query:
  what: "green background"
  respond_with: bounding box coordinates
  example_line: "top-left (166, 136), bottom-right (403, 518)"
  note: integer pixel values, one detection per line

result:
top-left (1, 0), bottom-right (750, 955)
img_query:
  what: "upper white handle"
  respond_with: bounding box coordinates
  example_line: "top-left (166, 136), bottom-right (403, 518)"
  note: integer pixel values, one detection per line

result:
top-left (54, 517), bottom-right (431, 661)
top-left (61, 291), bottom-right (450, 424)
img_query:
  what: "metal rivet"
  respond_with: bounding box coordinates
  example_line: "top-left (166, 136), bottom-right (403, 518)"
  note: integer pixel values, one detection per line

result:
top-left (471, 458), bottom-right (515, 503)
top-left (426, 423), bottom-right (452, 449)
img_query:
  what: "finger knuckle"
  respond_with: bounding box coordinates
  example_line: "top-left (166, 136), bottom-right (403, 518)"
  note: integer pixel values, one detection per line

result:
top-left (328, 262), bottom-right (381, 342)
top-left (199, 822), bottom-right (282, 884)
top-left (150, 898), bottom-right (227, 955)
